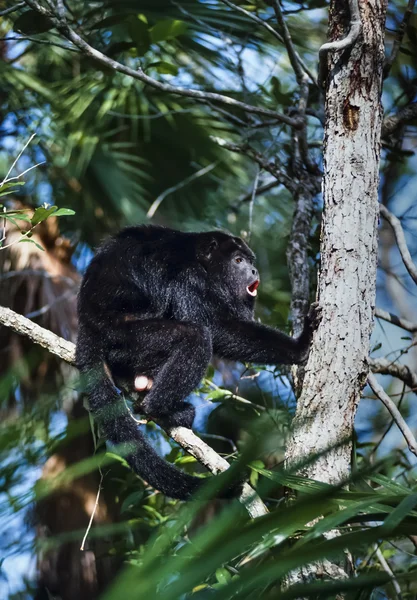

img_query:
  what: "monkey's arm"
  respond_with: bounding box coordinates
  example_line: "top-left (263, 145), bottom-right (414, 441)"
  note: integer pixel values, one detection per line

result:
top-left (213, 305), bottom-right (319, 365)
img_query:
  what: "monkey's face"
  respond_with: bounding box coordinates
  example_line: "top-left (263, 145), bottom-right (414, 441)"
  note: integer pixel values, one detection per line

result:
top-left (230, 253), bottom-right (260, 300)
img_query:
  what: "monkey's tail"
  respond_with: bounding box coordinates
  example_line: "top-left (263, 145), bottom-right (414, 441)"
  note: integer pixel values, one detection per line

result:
top-left (86, 368), bottom-right (204, 500)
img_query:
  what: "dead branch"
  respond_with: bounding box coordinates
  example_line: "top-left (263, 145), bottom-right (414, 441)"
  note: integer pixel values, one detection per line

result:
top-left (375, 308), bottom-right (417, 333)
top-left (369, 357), bottom-right (417, 390)
top-left (0, 304), bottom-right (267, 518)
top-left (368, 372), bottom-right (417, 457)
top-left (380, 204), bottom-right (417, 285)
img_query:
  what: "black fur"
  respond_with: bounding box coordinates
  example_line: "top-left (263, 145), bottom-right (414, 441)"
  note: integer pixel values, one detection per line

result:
top-left (76, 225), bottom-right (319, 500)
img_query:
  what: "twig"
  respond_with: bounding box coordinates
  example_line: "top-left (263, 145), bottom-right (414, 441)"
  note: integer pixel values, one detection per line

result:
top-left (1, 35), bottom-right (79, 52)
top-left (375, 308), bottom-right (417, 333)
top-left (22, 0), bottom-right (301, 127)
top-left (211, 137), bottom-right (297, 193)
top-left (80, 470), bottom-right (103, 551)
top-left (384, 0), bottom-right (416, 78)
top-left (232, 179), bottom-right (281, 212)
top-left (4, 161), bottom-right (46, 183)
top-left (368, 372), bottom-right (417, 457)
top-left (0, 304), bottom-right (267, 518)
top-left (205, 379), bottom-right (266, 413)
top-left (0, 2), bottom-right (25, 17)
top-left (271, 0), bottom-right (304, 85)
top-left (318, 0), bottom-right (361, 88)
top-left (0, 133), bottom-right (36, 187)
top-left (218, 0), bottom-right (316, 85)
top-left (380, 204), bottom-right (417, 285)
top-left (247, 166), bottom-right (259, 242)
top-left (374, 545), bottom-right (402, 599)
top-left (147, 162), bottom-right (217, 218)
top-left (369, 357), bottom-right (417, 390)
top-left (382, 102), bottom-right (417, 138)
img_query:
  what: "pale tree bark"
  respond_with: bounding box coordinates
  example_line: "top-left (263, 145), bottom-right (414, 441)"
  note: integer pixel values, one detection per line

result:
top-left (286, 0), bottom-right (387, 500)
top-left (284, 0), bottom-right (387, 587)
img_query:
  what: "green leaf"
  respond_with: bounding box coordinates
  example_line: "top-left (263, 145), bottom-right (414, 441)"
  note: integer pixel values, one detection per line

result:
top-left (215, 568), bottom-right (231, 585)
top-left (53, 208), bottom-right (75, 217)
top-left (14, 10), bottom-right (54, 35)
top-left (31, 205), bottom-right (58, 226)
top-left (127, 16), bottom-right (151, 57)
top-left (147, 61), bottom-right (179, 76)
top-left (0, 182), bottom-right (25, 192)
top-left (3, 212), bottom-right (31, 223)
top-left (150, 20), bottom-right (187, 44)
top-left (18, 238), bottom-right (44, 251)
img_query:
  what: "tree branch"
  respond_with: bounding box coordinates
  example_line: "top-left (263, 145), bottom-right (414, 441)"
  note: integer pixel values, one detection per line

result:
top-left (0, 305), bottom-right (267, 518)
top-left (382, 102), bottom-right (417, 138)
top-left (369, 357), bottom-right (417, 390)
top-left (211, 137), bottom-right (298, 193)
top-left (384, 0), bottom-right (416, 78)
top-left (22, 0), bottom-right (300, 127)
top-left (0, 2), bottom-right (25, 17)
top-left (380, 204), bottom-right (417, 285)
top-left (286, 182), bottom-right (314, 335)
top-left (368, 372), bottom-right (417, 457)
top-left (375, 308), bottom-right (417, 333)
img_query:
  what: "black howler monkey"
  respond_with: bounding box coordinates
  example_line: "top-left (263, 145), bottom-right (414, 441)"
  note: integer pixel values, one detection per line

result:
top-left (76, 225), bottom-right (319, 500)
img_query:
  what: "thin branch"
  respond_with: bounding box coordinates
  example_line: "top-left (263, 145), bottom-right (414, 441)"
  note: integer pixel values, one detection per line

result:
top-left (374, 545), bottom-right (402, 600)
top-left (80, 470), bottom-right (103, 551)
top-left (22, 0), bottom-right (301, 127)
top-left (382, 102), bottom-right (417, 138)
top-left (0, 304), bottom-right (267, 518)
top-left (0, 133), bottom-right (36, 187)
top-left (369, 357), bottom-right (417, 390)
top-left (271, 0), bottom-right (304, 85)
top-left (0, 2), bottom-right (25, 17)
top-left (219, 0), bottom-right (316, 85)
top-left (380, 204), bottom-right (417, 285)
top-left (318, 0), bottom-right (361, 87)
top-left (384, 0), bottom-right (416, 78)
top-left (247, 165), bottom-right (259, 242)
top-left (147, 162), bottom-right (217, 218)
top-left (1, 35), bottom-right (80, 52)
top-left (211, 137), bottom-right (297, 193)
top-left (375, 308), bottom-right (417, 333)
top-left (368, 372), bottom-right (417, 457)
top-left (232, 178), bottom-right (281, 212)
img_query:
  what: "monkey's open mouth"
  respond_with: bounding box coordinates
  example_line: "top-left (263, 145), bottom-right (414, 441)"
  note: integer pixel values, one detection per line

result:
top-left (247, 280), bottom-right (259, 297)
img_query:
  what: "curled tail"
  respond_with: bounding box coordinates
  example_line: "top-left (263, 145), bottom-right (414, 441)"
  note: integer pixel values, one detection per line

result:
top-left (86, 367), bottom-right (203, 500)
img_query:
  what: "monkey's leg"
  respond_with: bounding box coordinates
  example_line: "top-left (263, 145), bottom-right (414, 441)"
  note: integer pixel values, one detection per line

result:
top-left (107, 320), bottom-right (212, 429)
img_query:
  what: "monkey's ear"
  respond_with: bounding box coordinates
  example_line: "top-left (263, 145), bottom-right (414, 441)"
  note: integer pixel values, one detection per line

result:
top-left (197, 237), bottom-right (219, 265)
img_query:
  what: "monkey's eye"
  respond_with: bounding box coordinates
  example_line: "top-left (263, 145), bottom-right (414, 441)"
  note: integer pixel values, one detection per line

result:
top-left (235, 257), bottom-right (243, 264)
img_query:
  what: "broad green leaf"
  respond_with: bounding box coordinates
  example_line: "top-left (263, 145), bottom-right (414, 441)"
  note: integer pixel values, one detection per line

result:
top-left (52, 208), bottom-right (75, 217)
top-left (150, 20), bottom-right (187, 44)
top-left (31, 205), bottom-right (58, 226)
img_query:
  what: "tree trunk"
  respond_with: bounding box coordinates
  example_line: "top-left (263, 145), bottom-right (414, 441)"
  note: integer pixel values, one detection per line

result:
top-left (287, 0), bottom-right (387, 485)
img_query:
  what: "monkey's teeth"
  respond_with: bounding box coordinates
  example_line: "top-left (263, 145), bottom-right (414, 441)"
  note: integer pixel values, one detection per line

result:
top-left (247, 287), bottom-right (258, 297)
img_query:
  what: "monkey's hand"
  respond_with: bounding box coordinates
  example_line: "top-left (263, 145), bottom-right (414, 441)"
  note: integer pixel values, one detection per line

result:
top-left (305, 301), bottom-right (322, 334)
